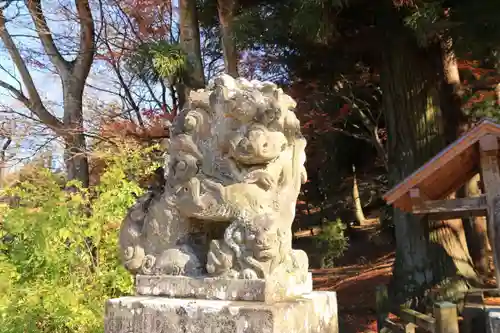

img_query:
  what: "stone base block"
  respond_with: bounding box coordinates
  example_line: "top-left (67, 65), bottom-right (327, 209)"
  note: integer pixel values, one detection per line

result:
top-left (487, 307), bottom-right (500, 333)
top-left (105, 291), bottom-right (338, 333)
top-left (135, 273), bottom-right (312, 304)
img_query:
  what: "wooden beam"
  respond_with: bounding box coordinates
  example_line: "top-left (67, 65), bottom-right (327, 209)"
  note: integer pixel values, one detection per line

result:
top-left (479, 134), bottom-right (500, 287)
top-left (384, 120), bottom-right (500, 205)
top-left (479, 133), bottom-right (498, 151)
top-left (399, 308), bottom-right (436, 333)
top-left (381, 319), bottom-right (406, 333)
top-left (409, 188), bottom-right (429, 207)
top-left (439, 163), bottom-right (479, 200)
top-left (411, 195), bottom-right (487, 219)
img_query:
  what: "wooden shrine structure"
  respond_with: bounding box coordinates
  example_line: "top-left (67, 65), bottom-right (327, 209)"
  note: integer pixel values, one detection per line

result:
top-left (383, 118), bottom-right (500, 285)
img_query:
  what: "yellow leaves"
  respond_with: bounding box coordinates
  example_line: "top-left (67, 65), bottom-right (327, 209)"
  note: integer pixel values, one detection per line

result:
top-left (57, 228), bottom-right (72, 241)
top-left (0, 143), bottom-right (146, 332)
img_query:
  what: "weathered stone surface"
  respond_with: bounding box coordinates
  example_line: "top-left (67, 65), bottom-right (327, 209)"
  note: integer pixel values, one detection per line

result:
top-left (119, 74), bottom-right (309, 282)
top-left (105, 291), bottom-right (338, 333)
top-left (486, 307), bottom-right (500, 333)
top-left (135, 272), bottom-right (313, 304)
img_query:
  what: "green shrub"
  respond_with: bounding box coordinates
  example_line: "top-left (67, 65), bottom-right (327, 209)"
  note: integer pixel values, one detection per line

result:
top-left (315, 219), bottom-right (349, 268)
top-left (0, 144), bottom-right (159, 333)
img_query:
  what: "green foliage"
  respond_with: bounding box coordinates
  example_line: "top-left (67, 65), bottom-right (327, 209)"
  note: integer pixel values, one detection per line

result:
top-left (0, 145), bottom-right (158, 333)
top-left (463, 94), bottom-right (500, 123)
top-left (233, 0), bottom-right (348, 47)
top-left (402, 1), bottom-right (444, 46)
top-left (314, 219), bottom-right (349, 268)
top-left (125, 41), bottom-right (188, 83)
top-left (450, 1), bottom-right (500, 56)
top-left (151, 43), bottom-right (189, 79)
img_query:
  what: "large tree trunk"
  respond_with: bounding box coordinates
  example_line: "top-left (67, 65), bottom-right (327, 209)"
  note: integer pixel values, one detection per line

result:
top-left (0, 0), bottom-right (94, 188)
top-left (439, 39), bottom-right (490, 277)
top-left (178, 0), bottom-right (205, 109)
top-left (382, 27), bottom-right (477, 308)
top-left (439, 38), bottom-right (468, 141)
top-left (462, 174), bottom-right (490, 274)
top-left (217, 0), bottom-right (239, 77)
top-left (63, 81), bottom-right (90, 188)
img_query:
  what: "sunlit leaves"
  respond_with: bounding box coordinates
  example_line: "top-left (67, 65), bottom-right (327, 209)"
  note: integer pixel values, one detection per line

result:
top-left (152, 44), bottom-right (188, 79)
top-left (314, 218), bottom-right (349, 268)
top-left (0, 144), bottom-right (157, 333)
top-left (125, 41), bottom-right (188, 83)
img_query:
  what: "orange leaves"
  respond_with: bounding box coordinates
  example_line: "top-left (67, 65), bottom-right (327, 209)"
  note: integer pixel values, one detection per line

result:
top-left (100, 118), bottom-right (167, 142)
top-left (392, 0), bottom-right (416, 7)
top-left (463, 90), bottom-right (496, 109)
top-left (458, 58), bottom-right (500, 110)
top-left (95, 51), bottom-right (125, 64)
top-left (120, 0), bottom-right (173, 41)
top-left (99, 105), bottom-right (177, 143)
top-left (457, 59), bottom-right (495, 80)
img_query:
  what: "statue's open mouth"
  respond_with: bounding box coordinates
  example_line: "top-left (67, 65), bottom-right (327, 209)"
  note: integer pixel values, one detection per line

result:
top-left (254, 244), bottom-right (273, 260)
top-left (256, 250), bottom-right (273, 261)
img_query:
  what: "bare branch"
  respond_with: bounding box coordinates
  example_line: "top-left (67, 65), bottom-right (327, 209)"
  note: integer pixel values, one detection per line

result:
top-left (24, 0), bottom-right (71, 73)
top-left (0, 8), bottom-right (63, 132)
top-left (0, 80), bottom-right (30, 105)
top-left (73, 0), bottom-right (95, 81)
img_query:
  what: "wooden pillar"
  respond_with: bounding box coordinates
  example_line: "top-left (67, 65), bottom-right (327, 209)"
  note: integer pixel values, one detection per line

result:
top-left (404, 323), bottom-right (416, 333)
top-left (375, 285), bottom-right (389, 332)
top-left (434, 302), bottom-right (459, 333)
top-left (479, 134), bottom-right (500, 287)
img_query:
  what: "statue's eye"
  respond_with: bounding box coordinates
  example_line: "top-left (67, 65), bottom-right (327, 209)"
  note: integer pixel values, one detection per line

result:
top-left (183, 187), bottom-right (188, 192)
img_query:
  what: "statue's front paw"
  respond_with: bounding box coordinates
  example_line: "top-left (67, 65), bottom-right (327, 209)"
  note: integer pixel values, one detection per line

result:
top-left (244, 171), bottom-right (274, 190)
top-left (140, 254), bottom-right (157, 275)
top-left (240, 268), bottom-right (259, 280)
top-left (155, 247), bottom-right (203, 277)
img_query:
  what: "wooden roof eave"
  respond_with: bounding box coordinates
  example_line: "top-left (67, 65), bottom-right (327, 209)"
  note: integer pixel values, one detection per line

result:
top-left (384, 119), bottom-right (500, 210)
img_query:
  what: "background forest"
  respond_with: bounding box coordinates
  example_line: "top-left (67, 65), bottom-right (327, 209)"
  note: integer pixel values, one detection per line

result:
top-left (1, 0), bottom-right (500, 332)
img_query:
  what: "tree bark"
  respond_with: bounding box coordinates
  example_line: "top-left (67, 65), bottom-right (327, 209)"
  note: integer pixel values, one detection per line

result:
top-left (352, 165), bottom-right (366, 225)
top-left (0, 137), bottom-right (11, 189)
top-left (217, 0), bottom-right (239, 77)
top-left (439, 38), bottom-right (468, 141)
top-left (178, 0), bottom-right (205, 109)
top-left (462, 174), bottom-right (490, 274)
top-left (0, 1), bottom-right (94, 187)
top-left (439, 39), bottom-right (490, 277)
top-left (382, 27), bottom-right (477, 308)
top-left (63, 83), bottom-right (90, 188)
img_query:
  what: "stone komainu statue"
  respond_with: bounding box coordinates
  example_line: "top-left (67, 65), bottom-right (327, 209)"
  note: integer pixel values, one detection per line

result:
top-left (119, 74), bottom-right (309, 279)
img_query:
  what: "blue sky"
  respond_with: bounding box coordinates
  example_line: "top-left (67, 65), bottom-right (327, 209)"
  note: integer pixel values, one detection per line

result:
top-left (0, 0), bottom-right (122, 171)
top-left (0, 0), bottom-right (219, 173)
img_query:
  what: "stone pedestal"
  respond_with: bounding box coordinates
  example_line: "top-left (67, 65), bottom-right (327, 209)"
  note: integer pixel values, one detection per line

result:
top-left (105, 291), bottom-right (338, 333)
top-left (487, 307), bottom-right (500, 333)
top-left (135, 273), bottom-right (313, 304)
top-left (109, 75), bottom-right (338, 333)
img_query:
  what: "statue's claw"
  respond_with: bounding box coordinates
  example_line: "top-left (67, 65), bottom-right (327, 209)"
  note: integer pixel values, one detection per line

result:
top-left (244, 170), bottom-right (274, 190)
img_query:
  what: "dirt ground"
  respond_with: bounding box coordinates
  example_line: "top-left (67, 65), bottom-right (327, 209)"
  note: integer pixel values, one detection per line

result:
top-left (305, 225), bottom-right (395, 333)
top-left (305, 221), bottom-right (500, 333)
top-left (312, 253), bottom-right (394, 332)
